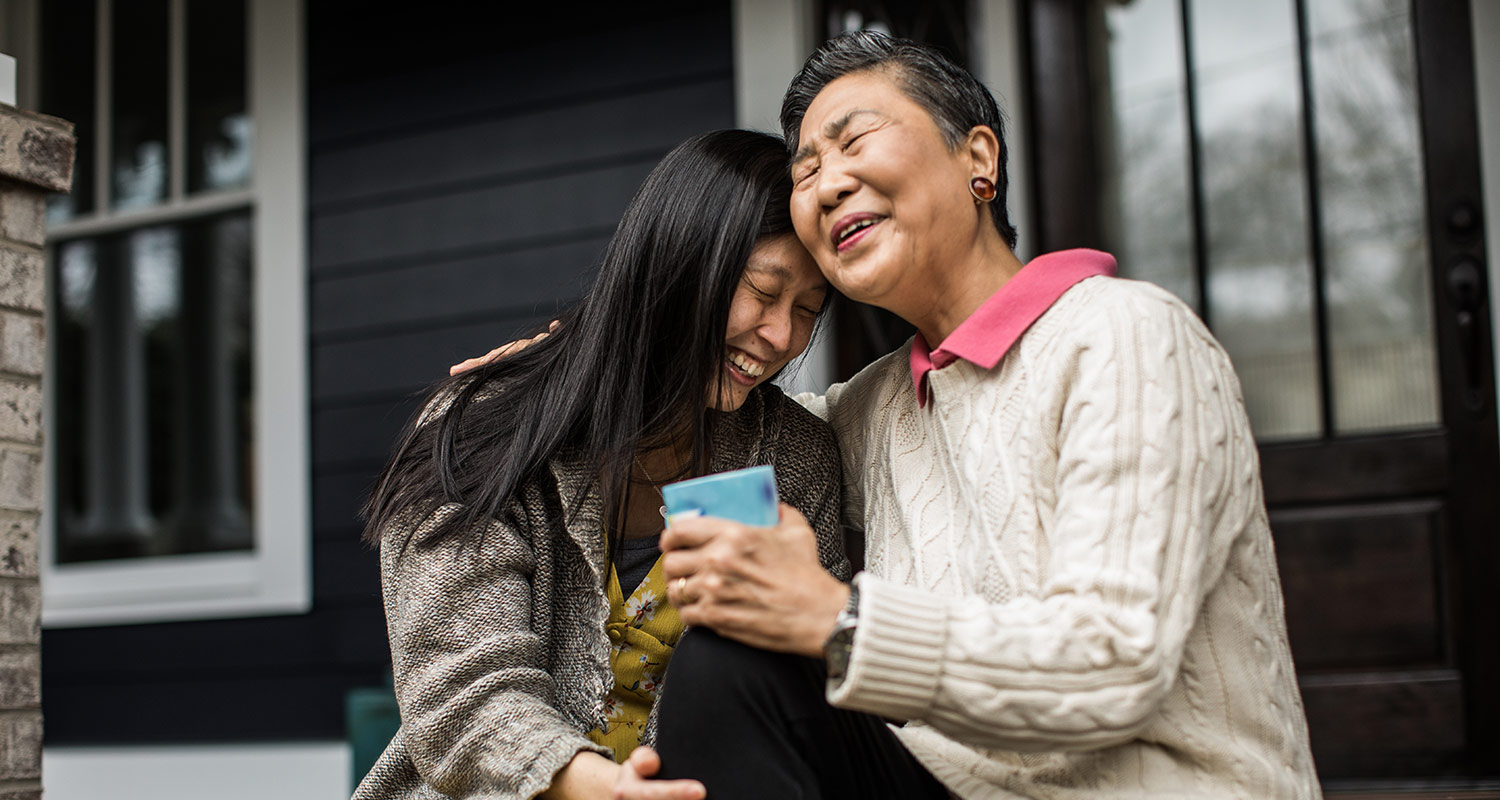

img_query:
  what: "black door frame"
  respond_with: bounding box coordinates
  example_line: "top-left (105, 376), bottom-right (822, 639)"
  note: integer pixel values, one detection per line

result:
top-left (1024, 0), bottom-right (1499, 781)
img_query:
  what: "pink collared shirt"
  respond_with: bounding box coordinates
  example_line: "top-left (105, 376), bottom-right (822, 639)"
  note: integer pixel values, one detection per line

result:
top-left (910, 249), bottom-right (1118, 406)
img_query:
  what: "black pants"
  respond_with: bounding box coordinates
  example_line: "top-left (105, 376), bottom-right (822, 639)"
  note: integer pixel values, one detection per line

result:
top-left (653, 630), bottom-right (952, 800)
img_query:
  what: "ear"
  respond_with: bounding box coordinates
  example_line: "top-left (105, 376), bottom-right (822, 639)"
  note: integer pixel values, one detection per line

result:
top-left (962, 124), bottom-right (1001, 182)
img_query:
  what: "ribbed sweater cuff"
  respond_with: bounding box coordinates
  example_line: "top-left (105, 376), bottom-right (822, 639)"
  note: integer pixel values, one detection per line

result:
top-left (826, 575), bottom-right (948, 722)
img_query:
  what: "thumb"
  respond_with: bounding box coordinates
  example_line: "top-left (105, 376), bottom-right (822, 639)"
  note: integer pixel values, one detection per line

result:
top-left (627, 746), bottom-right (662, 778)
top-left (777, 502), bottom-right (810, 527)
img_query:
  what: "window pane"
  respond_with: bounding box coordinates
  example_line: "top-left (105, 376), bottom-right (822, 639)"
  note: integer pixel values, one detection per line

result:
top-left (187, 0), bottom-right (251, 193)
top-left (111, 0), bottom-right (170, 210)
top-left (1190, 0), bottom-right (1322, 441)
top-left (40, 0), bottom-right (97, 223)
top-left (1307, 0), bottom-right (1438, 433)
top-left (1096, 0), bottom-right (1198, 310)
top-left (54, 213), bottom-right (254, 564)
top-left (55, 242), bottom-right (98, 543)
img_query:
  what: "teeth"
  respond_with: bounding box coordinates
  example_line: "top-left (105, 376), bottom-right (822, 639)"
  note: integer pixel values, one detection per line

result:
top-left (728, 351), bottom-right (765, 377)
top-left (838, 218), bottom-right (875, 243)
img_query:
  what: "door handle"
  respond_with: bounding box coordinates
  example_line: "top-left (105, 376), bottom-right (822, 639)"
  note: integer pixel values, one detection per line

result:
top-left (1446, 256), bottom-right (1487, 412)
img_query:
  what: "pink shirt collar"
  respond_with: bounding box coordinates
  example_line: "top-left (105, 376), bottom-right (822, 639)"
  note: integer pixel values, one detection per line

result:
top-left (909, 249), bottom-right (1117, 406)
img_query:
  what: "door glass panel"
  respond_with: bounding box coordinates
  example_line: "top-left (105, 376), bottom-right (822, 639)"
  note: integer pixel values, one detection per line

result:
top-left (1306, 0), bottom-right (1438, 433)
top-left (1190, 0), bottom-right (1322, 441)
top-left (1096, 0), bottom-right (1198, 312)
top-left (1096, 0), bottom-right (1440, 442)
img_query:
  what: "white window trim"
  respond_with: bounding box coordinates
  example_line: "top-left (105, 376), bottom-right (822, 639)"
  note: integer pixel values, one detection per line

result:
top-left (40, 0), bottom-right (308, 627)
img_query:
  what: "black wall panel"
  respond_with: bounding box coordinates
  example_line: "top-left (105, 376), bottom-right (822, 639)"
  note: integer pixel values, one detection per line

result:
top-left (43, 0), bottom-right (735, 743)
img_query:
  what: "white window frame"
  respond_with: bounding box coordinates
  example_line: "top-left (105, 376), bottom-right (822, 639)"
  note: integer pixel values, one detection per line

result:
top-left (38, 0), bottom-right (308, 627)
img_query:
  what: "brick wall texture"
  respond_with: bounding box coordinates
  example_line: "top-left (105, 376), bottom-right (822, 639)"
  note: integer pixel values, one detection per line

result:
top-left (0, 103), bottom-right (75, 792)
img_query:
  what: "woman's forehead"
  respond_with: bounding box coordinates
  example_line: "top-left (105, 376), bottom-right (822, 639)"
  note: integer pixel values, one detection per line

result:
top-left (747, 239), bottom-right (825, 287)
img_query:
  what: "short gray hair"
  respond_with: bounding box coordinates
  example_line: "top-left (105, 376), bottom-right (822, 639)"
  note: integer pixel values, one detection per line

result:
top-left (780, 31), bottom-right (1018, 249)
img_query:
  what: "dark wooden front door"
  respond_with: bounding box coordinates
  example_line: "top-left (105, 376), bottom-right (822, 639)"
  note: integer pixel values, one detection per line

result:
top-left (1027, 0), bottom-right (1498, 790)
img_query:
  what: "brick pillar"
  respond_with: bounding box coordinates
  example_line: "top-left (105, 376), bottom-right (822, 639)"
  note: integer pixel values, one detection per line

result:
top-left (0, 104), bottom-right (75, 800)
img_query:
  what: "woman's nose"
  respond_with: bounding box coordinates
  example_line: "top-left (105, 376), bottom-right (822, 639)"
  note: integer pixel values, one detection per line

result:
top-left (815, 159), bottom-right (858, 208)
top-left (758, 308), bottom-right (793, 353)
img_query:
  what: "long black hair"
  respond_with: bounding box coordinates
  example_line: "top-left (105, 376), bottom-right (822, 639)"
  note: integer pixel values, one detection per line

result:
top-left (363, 129), bottom-right (799, 553)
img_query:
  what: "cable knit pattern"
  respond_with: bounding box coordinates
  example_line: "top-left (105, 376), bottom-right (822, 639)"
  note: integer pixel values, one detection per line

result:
top-left (804, 277), bottom-right (1321, 799)
top-left (354, 385), bottom-right (850, 800)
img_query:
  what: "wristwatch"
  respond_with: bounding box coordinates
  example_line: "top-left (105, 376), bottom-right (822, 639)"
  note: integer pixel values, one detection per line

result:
top-left (823, 574), bottom-right (861, 683)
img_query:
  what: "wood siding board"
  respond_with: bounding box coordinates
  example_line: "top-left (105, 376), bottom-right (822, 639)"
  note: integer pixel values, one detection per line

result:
top-left (313, 538), bottom-right (382, 604)
top-left (42, 670), bottom-right (384, 744)
top-left (309, 160), bottom-right (656, 273)
top-left (312, 396), bottom-right (422, 472)
top-left (42, 607), bottom-right (388, 678)
top-left (310, 237), bottom-right (603, 339)
top-left (310, 79), bottom-right (734, 210)
top-left (312, 312), bottom-right (555, 403)
top-left (312, 470), bottom-right (379, 543)
top-left (308, 8), bottom-right (732, 147)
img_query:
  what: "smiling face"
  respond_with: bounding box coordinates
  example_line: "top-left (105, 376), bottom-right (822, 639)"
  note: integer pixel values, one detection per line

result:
top-left (790, 69), bottom-right (991, 317)
top-left (713, 234), bottom-right (828, 412)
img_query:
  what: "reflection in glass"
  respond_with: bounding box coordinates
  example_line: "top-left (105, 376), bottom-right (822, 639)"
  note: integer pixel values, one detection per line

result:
top-left (187, 0), bottom-right (251, 193)
top-left (1306, 0), bottom-right (1438, 433)
top-left (40, 0), bottom-right (98, 223)
top-left (1092, 0), bottom-right (1439, 442)
top-left (1095, 0), bottom-right (1198, 310)
top-left (111, 0), bottom-right (171, 210)
top-left (1190, 0), bottom-right (1322, 441)
top-left (54, 214), bottom-right (255, 563)
top-left (55, 242), bottom-right (98, 546)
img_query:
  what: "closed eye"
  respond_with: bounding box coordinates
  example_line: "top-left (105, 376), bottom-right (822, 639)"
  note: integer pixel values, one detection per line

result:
top-left (841, 129), bottom-right (874, 152)
top-left (742, 277), bottom-right (777, 300)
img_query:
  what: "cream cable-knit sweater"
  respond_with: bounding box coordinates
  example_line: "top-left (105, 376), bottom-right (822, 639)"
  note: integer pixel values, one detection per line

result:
top-left (801, 276), bottom-right (1321, 799)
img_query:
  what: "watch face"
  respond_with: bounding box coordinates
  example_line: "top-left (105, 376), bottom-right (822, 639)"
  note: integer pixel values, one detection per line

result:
top-left (825, 624), bottom-right (856, 680)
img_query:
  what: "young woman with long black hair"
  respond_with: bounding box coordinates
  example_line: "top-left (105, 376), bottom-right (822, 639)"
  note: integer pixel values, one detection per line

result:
top-left (352, 130), bottom-right (850, 800)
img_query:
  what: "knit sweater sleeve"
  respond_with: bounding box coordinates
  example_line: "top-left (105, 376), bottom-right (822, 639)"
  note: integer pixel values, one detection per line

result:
top-left (827, 287), bottom-right (1255, 752)
top-left (378, 503), bottom-right (610, 799)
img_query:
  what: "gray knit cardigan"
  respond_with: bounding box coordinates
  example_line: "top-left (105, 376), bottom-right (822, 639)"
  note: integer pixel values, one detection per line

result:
top-left (353, 385), bottom-right (850, 800)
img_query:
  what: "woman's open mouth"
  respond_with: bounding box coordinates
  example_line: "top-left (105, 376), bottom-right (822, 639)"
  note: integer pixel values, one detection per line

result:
top-left (726, 349), bottom-right (766, 386)
top-left (831, 213), bottom-right (883, 253)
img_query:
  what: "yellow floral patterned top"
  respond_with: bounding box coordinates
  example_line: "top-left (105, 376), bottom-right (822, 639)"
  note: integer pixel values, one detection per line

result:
top-left (585, 552), bottom-right (685, 762)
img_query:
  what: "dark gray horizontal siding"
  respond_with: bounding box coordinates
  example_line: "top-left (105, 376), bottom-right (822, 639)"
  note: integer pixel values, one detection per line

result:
top-left (311, 79), bottom-right (733, 210)
top-left (312, 397), bottom-right (423, 473)
top-left (43, 0), bottom-right (736, 745)
top-left (311, 160), bottom-right (654, 272)
top-left (313, 310), bottom-right (554, 404)
top-left (312, 236), bottom-right (608, 340)
top-left (309, 12), bottom-right (732, 147)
